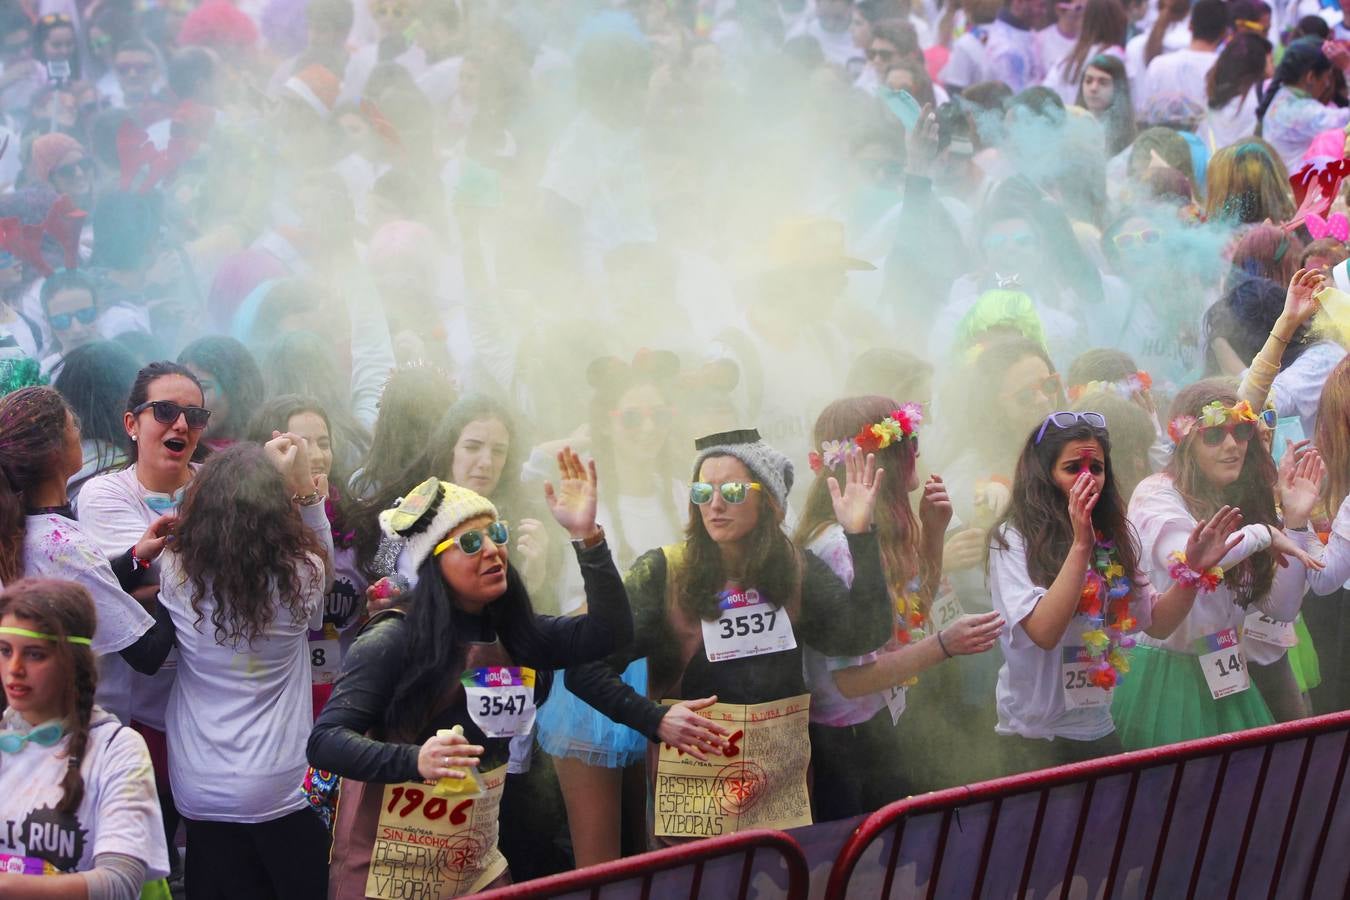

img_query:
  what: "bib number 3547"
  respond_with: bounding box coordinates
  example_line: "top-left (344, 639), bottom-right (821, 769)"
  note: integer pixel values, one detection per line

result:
top-left (463, 667), bottom-right (537, 738)
top-left (702, 588), bottom-right (796, 662)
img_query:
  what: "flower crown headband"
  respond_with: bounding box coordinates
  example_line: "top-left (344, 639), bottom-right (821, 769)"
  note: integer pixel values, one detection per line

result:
top-left (809, 403), bottom-right (922, 474)
top-left (1067, 370), bottom-right (1152, 403)
top-left (1167, 400), bottom-right (1258, 443)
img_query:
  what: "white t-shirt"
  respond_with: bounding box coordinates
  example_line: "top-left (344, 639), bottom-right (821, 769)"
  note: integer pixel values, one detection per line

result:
top-left (986, 18), bottom-right (1040, 92)
top-left (0, 707), bottom-right (169, 879)
top-left (990, 525), bottom-right (1152, 741)
top-left (22, 514), bottom-right (154, 725)
top-left (1201, 86), bottom-right (1261, 151)
top-left (159, 535), bottom-right (325, 823)
top-left (1137, 48), bottom-right (1218, 118)
top-left (1129, 474), bottom-right (1308, 665)
top-left (1265, 341), bottom-right (1347, 438)
top-left (1123, 22), bottom-right (1190, 85)
top-left (1036, 25), bottom-right (1078, 82)
top-left (784, 15), bottom-right (860, 69)
top-left (76, 465), bottom-right (199, 731)
top-left (941, 27), bottom-right (995, 89)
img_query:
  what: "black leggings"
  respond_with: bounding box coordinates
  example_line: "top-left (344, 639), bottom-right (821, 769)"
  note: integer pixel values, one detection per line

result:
top-left (184, 808), bottom-right (330, 900)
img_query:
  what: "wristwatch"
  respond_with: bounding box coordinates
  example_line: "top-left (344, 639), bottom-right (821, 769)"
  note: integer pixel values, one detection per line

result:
top-left (571, 525), bottom-right (606, 551)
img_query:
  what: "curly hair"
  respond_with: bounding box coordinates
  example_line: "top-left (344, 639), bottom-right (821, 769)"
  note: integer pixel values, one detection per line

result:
top-left (1165, 378), bottom-right (1277, 605)
top-left (170, 443), bottom-right (323, 647)
top-left (679, 454), bottom-right (801, 622)
top-left (991, 415), bottom-right (1141, 588)
top-left (0, 387), bottom-right (74, 583)
top-left (0, 578), bottom-right (98, 814)
top-left (794, 396), bottom-right (923, 596)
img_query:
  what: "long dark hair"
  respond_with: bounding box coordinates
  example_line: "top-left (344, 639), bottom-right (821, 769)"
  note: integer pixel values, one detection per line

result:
top-left (1256, 38), bottom-right (1330, 131)
top-left (1165, 379), bottom-right (1277, 605)
top-left (587, 352), bottom-right (682, 565)
top-left (0, 578), bottom-right (97, 815)
top-left (170, 444), bottom-right (324, 647)
top-left (352, 394), bottom-right (525, 575)
top-left (1062, 0), bottom-right (1127, 87)
top-left (349, 364), bottom-right (458, 500)
top-left (124, 361), bottom-right (203, 465)
top-left (794, 396), bottom-right (923, 594)
top-left (1208, 33), bottom-right (1273, 110)
top-left (53, 341), bottom-right (138, 477)
top-left (679, 454), bottom-right (800, 622)
top-left (1144, 0), bottom-right (1189, 66)
top-left (991, 415), bottom-right (1142, 588)
top-left (258, 330), bottom-right (372, 466)
top-left (1074, 54), bottom-right (1135, 155)
top-left (0, 387), bottom-right (73, 583)
top-left (177, 336), bottom-right (265, 443)
top-left (33, 13), bottom-right (80, 80)
top-left (382, 557), bottom-right (551, 741)
top-left (245, 393), bottom-right (356, 542)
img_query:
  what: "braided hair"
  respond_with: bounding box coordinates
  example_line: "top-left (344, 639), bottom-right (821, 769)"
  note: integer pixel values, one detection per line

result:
top-left (0, 578), bottom-right (98, 814)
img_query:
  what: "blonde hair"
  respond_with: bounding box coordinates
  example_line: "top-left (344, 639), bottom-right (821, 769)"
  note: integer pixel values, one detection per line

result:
top-left (1316, 356), bottom-right (1350, 513)
top-left (1205, 141), bottom-right (1295, 224)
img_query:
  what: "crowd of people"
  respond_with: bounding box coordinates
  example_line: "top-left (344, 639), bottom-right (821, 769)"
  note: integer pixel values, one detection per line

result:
top-left (0, 0), bottom-right (1348, 897)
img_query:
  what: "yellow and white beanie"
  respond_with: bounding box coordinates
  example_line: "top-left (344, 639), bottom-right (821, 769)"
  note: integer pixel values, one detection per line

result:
top-left (377, 478), bottom-right (499, 575)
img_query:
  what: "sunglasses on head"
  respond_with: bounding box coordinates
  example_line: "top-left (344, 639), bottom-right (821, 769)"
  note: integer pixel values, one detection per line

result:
top-left (1113, 228), bottom-right (1161, 250)
top-left (1199, 420), bottom-right (1256, 446)
top-left (51, 157), bottom-right (92, 181)
top-left (434, 520), bottom-right (509, 556)
top-left (133, 400), bottom-right (211, 430)
top-left (1035, 410), bottom-right (1107, 444)
top-left (611, 405), bottom-right (671, 429)
top-left (1011, 374), bottom-right (1063, 407)
top-left (50, 306), bottom-right (96, 330)
top-left (690, 482), bottom-right (761, 505)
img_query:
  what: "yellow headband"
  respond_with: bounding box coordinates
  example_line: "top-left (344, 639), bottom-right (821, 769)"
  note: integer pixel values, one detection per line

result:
top-left (0, 626), bottom-right (91, 646)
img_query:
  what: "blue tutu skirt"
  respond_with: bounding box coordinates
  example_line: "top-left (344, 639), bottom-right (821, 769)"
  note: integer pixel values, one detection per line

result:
top-left (536, 658), bottom-right (648, 768)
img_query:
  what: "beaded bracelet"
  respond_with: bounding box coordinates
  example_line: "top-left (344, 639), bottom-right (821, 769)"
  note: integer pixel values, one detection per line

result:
top-left (1167, 551), bottom-right (1224, 592)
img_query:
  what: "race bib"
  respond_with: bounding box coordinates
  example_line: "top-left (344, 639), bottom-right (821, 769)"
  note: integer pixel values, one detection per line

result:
top-left (1242, 611), bottom-right (1298, 648)
top-left (1061, 646), bottom-right (1112, 710)
top-left (883, 685), bottom-right (907, 725)
top-left (927, 586), bottom-right (963, 635)
top-left (309, 624), bottom-right (341, 685)
top-left (463, 667), bottom-right (537, 738)
top-left (702, 589), bottom-right (796, 663)
top-left (0, 853), bottom-right (57, 875)
top-left (367, 766), bottom-right (508, 899)
top-left (1196, 627), bottom-right (1249, 700)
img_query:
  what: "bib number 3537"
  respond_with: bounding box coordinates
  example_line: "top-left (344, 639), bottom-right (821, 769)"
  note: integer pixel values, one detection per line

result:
top-left (702, 588), bottom-right (796, 662)
top-left (463, 667), bottom-right (537, 737)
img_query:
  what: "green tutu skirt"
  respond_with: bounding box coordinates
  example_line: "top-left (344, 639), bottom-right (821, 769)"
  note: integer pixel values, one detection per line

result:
top-left (1289, 615), bottom-right (1321, 694)
top-left (1111, 644), bottom-right (1274, 751)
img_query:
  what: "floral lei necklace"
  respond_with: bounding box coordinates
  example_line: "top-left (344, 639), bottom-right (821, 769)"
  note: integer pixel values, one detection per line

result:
top-left (1078, 532), bottom-right (1137, 689)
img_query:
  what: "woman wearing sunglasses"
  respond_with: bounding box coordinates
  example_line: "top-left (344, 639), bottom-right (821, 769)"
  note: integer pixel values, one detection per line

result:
top-left (0, 578), bottom-right (171, 898)
top-left (309, 450), bottom-right (632, 898)
top-left (40, 271), bottom-right (103, 374)
top-left (796, 397), bottom-right (1004, 814)
top-left (154, 440), bottom-right (333, 899)
top-left (1112, 380), bottom-right (1325, 749)
top-left (535, 352), bottom-right (686, 867)
top-left (76, 361), bottom-right (214, 884)
top-left (566, 429), bottom-right (890, 837)
top-left (989, 410), bottom-right (1241, 773)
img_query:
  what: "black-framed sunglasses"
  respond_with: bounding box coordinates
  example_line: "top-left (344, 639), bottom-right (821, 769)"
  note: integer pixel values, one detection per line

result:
top-left (133, 400), bottom-right (211, 430)
top-left (434, 521), bottom-right (509, 556)
top-left (1199, 421), bottom-right (1256, 446)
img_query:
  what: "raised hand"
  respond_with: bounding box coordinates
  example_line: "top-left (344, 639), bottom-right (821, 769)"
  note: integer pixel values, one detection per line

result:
top-left (265, 431), bottom-right (316, 497)
top-left (1284, 267), bottom-right (1326, 328)
top-left (1068, 470), bottom-right (1100, 549)
top-left (828, 449), bottom-right (883, 535)
top-left (656, 696), bottom-right (732, 761)
top-left (1269, 526), bottom-right (1326, 571)
top-left (919, 474), bottom-right (954, 536)
top-left (1183, 505), bottom-right (1244, 573)
top-left (942, 528), bottom-right (987, 573)
top-left (543, 447), bottom-right (599, 540)
top-left (1279, 450), bottom-right (1326, 528)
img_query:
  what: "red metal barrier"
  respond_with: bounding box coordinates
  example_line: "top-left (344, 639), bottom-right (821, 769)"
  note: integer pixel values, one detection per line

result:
top-left (474, 828), bottom-right (810, 900)
top-left (825, 711), bottom-right (1350, 900)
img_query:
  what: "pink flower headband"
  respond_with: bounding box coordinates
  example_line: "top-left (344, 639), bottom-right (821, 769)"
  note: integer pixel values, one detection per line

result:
top-left (809, 403), bottom-right (922, 474)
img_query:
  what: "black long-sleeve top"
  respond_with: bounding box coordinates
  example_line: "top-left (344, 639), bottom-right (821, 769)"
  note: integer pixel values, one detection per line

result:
top-left (565, 530), bottom-right (890, 741)
top-left (307, 540), bottom-right (633, 784)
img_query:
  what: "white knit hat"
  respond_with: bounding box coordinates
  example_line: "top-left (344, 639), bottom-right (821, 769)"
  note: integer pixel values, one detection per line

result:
top-left (378, 478), bottom-right (499, 575)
